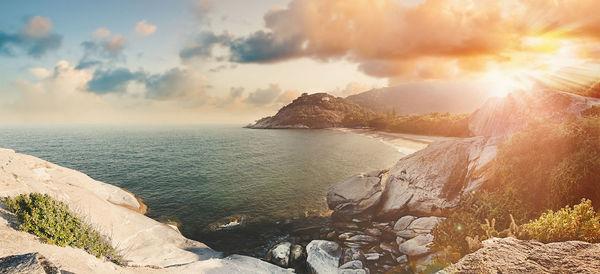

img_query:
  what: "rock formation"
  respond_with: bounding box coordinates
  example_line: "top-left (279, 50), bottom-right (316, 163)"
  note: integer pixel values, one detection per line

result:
top-left (440, 237), bottom-right (600, 273)
top-left (0, 148), bottom-right (291, 273)
top-left (0, 252), bottom-right (60, 274)
top-left (326, 170), bottom-right (388, 218)
top-left (377, 136), bottom-right (498, 218)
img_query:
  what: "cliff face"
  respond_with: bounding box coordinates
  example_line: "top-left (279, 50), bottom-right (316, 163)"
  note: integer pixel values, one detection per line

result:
top-left (0, 148), bottom-right (291, 273)
top-left (247, 93), bottom-right (375, 129)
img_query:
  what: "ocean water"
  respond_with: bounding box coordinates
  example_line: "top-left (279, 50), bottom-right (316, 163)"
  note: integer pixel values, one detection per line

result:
top-left (0, 125), bottom-right (401, 255)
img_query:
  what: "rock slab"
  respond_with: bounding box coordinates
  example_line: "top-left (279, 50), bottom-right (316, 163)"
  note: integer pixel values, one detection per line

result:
top-left (440, 237), bottom-right (600, 273)
top-left (306, 240), bottom-right (342, 274)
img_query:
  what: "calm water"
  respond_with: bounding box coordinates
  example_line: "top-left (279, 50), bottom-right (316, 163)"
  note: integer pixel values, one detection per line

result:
top-left (0, 125), bottom-right (401, 254)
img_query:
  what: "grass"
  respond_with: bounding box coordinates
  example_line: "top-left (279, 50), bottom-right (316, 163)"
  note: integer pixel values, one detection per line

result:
top-left (1, 193), bottom-right (124, 265)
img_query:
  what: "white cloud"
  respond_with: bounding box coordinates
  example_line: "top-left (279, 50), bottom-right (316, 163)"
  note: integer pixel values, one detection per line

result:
top-left (135, 20), bottom-right (157, 37)
top-left (93, 28), bottom-right (111, 39)
top-left (29, 67), bottom-right (50, 78)
top-left (22, 16), bottom-right (52, 38)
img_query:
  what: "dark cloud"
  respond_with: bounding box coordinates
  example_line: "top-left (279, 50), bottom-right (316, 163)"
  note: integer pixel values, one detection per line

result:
top-left (87, 68), bottom-right (146, 94)
top-left (228, 31), bottom-right (304, 63)
top-left (245, 84), bottom-right (281, 106)
top-left (179, 31), bottom-right (230, 60)
top-left (78, 35), bottom-right (127, 69)
top-left (0, 16), bottom-right (62, 58)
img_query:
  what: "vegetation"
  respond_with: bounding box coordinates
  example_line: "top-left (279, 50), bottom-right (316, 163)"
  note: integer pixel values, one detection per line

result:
top-left (521, 199), bottom-right (600, 243)
top-left (430, 113), bottom-right (600, 267)
top-left (488, 116), bottom-right (600, 212)
top-left (1, 193), bottom-right (123, 264)
top-left (368, 112), bottom-right (470, 137)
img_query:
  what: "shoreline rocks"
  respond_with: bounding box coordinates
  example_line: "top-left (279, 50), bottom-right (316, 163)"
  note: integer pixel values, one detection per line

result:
top-left (327, 170), bottom-right (389, 219)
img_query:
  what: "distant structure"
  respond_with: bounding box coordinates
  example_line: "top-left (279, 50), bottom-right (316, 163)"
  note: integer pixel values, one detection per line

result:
top-left (301, 92), bottom-right (308, 97)
top-left (321, 96), bottom-right (330, 102)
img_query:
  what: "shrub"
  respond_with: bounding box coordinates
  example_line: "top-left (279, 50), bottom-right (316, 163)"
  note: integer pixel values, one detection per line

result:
top-left (430, 190), bottom-right (529, 260)
top-left (520, 198), bottom-right (600, 243)
top-left (489, 116), bottom-right (600, 212)
top-left (1, 193), bottom-right (123, 264)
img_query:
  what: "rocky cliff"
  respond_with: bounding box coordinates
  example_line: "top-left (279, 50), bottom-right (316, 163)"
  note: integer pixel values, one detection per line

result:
top-left (0, 148), bottom-right (291, 273)
top-left (246, 93), bottom-right (375, 129)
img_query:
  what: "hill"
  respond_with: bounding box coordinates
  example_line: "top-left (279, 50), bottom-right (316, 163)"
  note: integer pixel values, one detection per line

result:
top-left (246, 93), bottom-right (376, 129)
top-left (346, 82), bottom-right (491, 115)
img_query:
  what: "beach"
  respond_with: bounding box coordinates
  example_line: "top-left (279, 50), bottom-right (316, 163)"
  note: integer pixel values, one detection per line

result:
top-left (332, 128), bottom-right (454, 155)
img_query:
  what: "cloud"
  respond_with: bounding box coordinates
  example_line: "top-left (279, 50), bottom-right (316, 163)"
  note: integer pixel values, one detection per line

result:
top-left (87, 68), bottom-right (146, 93)
top-left (93, 28), bottom-right (111, 39)
top-left (144, 68), bottom-right (207, 100)
top-left (276, 90), bottom-right (300, 104)
top-left (183, 0), bottom-right (600, 81)
top-left (228, 31), bottom-right (304, 63)
top-left (77, 32), bottom-right (127, 69)
top-left (135, 20), bottom-right (157, 36)
top-left (245, 84), bottom-right (282, 106)
top-left (331, 82), bottom-right (377, 97)
top-left (29, 67), bottom-right (50, 78)
top-left (0, 16), bottom-right (62, 58)
top-left (22, 16), bottom-right (52, 38)
top-left (194, 0), bottom-right (213, 20)
top-left (179, 31), bottom-right (231, 60)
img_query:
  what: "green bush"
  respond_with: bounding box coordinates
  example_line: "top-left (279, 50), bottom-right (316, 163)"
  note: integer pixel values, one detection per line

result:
top-left (1, 193), bottom-right (123, 264)
top-left (430, 190), bottom-right (529, 260)
top-left (520, 198), bottom-right (600, 243)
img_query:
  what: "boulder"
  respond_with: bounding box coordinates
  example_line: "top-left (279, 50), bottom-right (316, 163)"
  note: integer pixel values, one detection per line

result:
top-left (346, 234), bottom-right (378, 245)
top-left (306, 240), bottom-right (342, 274)
top-left (0, 252), bottom-right (60, 274)
top-left (393, 216), bottom-right (417, 232)
top-left (327, 170), bottom-right (388, 217)
top-left (289, 244), bottom-right (305, 267)
top-left (469, 89), bottom-right (599, 137)
top-left (397, 234), bottom-right (434, 257)
top-left (378, 137), bottom-right (498, 218)
top-left (440, 237), bottom-right (600, 273)
top-left (266, 242), bottom-right (292, 268)
top-left (395, 217), bottom-right (445, 239)
top-left (341, 248), bottom-right (366, 266)
top-left (339, 260), bottom-right (363, 270)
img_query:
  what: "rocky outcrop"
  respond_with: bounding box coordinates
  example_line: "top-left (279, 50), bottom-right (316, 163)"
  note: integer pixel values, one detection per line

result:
top-left (394, 216), bottom-right (444, 239)
top-left (0, 252), bottom-right (60, 274)
top-left (377, 136), bottom-right (498, 218)
top-left (327, 170), bottom-right (389, 218)
top-left (440, 237), bottom-right (600, 273)
top-left (0, 148), bottom-right (291, 273)
top-left (266, 241), bottom-right (304, 268)
top-left (246, 93), bottom-right (375, 129)
top-left (306, 240), bottom-right (342, 274)
top-left (469, 89), bottom-right (600, 137)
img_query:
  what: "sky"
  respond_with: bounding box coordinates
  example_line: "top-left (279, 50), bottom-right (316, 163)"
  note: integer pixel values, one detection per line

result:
top-left (1, 0), bottom-right (600, 124)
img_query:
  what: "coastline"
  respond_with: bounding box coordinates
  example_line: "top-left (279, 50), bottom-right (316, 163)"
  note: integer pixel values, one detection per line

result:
top-left (331, 128), bottom-right (454, 155)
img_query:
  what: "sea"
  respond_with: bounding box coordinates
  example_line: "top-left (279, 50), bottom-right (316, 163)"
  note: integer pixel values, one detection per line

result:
top-left (0, 125), bottom-right (402, 256)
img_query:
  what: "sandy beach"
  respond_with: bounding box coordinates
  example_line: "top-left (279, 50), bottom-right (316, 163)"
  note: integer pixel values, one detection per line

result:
top-left (332, 128), bottom-right (455, 155)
